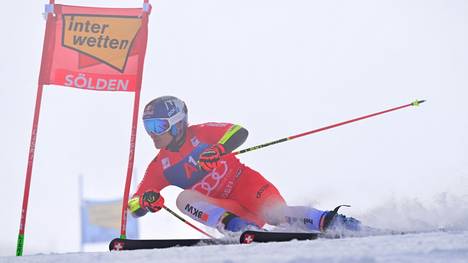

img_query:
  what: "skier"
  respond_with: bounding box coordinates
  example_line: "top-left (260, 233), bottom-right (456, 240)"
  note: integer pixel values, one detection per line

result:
top-left (128, 96), bottom-right (361, 233)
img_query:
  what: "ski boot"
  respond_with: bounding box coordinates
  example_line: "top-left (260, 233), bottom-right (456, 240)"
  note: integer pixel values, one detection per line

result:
top-left (217, 212), bottom-right (260, 233)
top-left (320, 205), bottom-right (362, 232)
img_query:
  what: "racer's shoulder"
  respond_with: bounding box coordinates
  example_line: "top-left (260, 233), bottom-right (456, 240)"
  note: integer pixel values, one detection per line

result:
top-left (190, 122), bottom-right (233, 130)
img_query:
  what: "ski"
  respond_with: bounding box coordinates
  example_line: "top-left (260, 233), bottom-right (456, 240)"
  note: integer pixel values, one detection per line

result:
top-left (239, 230), bottom-right (319, 244)
top-left (109, 237), bottom-right (226, 250)
top-left (109, 231), bottom-right (319, 251)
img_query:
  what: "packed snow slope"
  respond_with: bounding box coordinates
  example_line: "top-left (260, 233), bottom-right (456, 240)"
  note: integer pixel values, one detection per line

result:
top-left (2, 231), bottom-right (468, 263)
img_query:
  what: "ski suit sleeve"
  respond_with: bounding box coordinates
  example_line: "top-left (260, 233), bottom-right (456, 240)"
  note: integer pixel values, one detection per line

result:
top-left (197, 123), bottom-right (248, 153)
top-left (128, 156), bottom-right (170, 217)
top-left (217, 124), bottom-right (248, 153)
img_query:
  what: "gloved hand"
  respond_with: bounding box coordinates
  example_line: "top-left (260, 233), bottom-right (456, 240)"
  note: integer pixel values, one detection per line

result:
top-left (140, 190), bottom-right (165, 212)
top-left (128, 190), bottom-right (165, 217)
top-left (198, 144), bottom-right (226, 171)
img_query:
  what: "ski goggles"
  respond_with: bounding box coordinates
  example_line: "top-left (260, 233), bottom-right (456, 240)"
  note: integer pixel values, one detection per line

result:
top-left (143, 113), bottom-right (185, 135)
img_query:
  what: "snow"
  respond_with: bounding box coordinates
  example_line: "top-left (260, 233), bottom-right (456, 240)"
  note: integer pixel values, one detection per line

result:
top-left (3, 231), bottom-right (468, 263)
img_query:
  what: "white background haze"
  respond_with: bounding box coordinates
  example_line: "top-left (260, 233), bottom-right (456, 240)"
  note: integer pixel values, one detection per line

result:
top-left (0, 0), bottom-right (467, 257)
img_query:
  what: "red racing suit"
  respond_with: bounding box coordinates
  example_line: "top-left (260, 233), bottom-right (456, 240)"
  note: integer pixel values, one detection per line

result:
top-left (132, 122), bottom-right (286, 226)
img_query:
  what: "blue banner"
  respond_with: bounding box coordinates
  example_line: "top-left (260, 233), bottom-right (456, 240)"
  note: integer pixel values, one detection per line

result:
top-left (81, 199), bottom-right (138, 244)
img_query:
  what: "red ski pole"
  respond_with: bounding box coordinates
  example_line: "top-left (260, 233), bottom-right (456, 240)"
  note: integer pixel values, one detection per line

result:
top-left (231, 100), bottom-right (425, 156)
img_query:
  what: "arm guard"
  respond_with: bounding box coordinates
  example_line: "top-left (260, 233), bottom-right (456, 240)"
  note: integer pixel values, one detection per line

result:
top-left (217, 124), bottom-right (248, 153)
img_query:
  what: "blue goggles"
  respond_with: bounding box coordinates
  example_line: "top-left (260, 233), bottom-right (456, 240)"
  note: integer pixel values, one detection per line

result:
top-left (143, 113), bottom-right (185, 135)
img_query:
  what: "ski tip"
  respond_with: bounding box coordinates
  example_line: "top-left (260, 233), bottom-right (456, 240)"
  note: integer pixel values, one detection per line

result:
top-left (411, 99), bottom-right (426, 106)
top-left (109, 238), bottom-right (125, 251)
top-left (240, 230), bottom-right (319, 244)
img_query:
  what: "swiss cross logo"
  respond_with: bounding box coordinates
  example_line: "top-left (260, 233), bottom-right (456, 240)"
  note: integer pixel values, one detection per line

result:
top-left (242, 233), bottom-right (255, 244)
top-left (112, 241), bottom-right (124, 251)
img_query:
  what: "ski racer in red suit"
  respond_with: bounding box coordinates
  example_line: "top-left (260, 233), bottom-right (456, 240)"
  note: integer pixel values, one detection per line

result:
top-left (128, 96), bottom-right (361, 233)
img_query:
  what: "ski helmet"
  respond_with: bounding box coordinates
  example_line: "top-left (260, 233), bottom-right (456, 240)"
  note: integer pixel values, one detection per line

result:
top-left (142, 96), bottom-right (188, 137)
